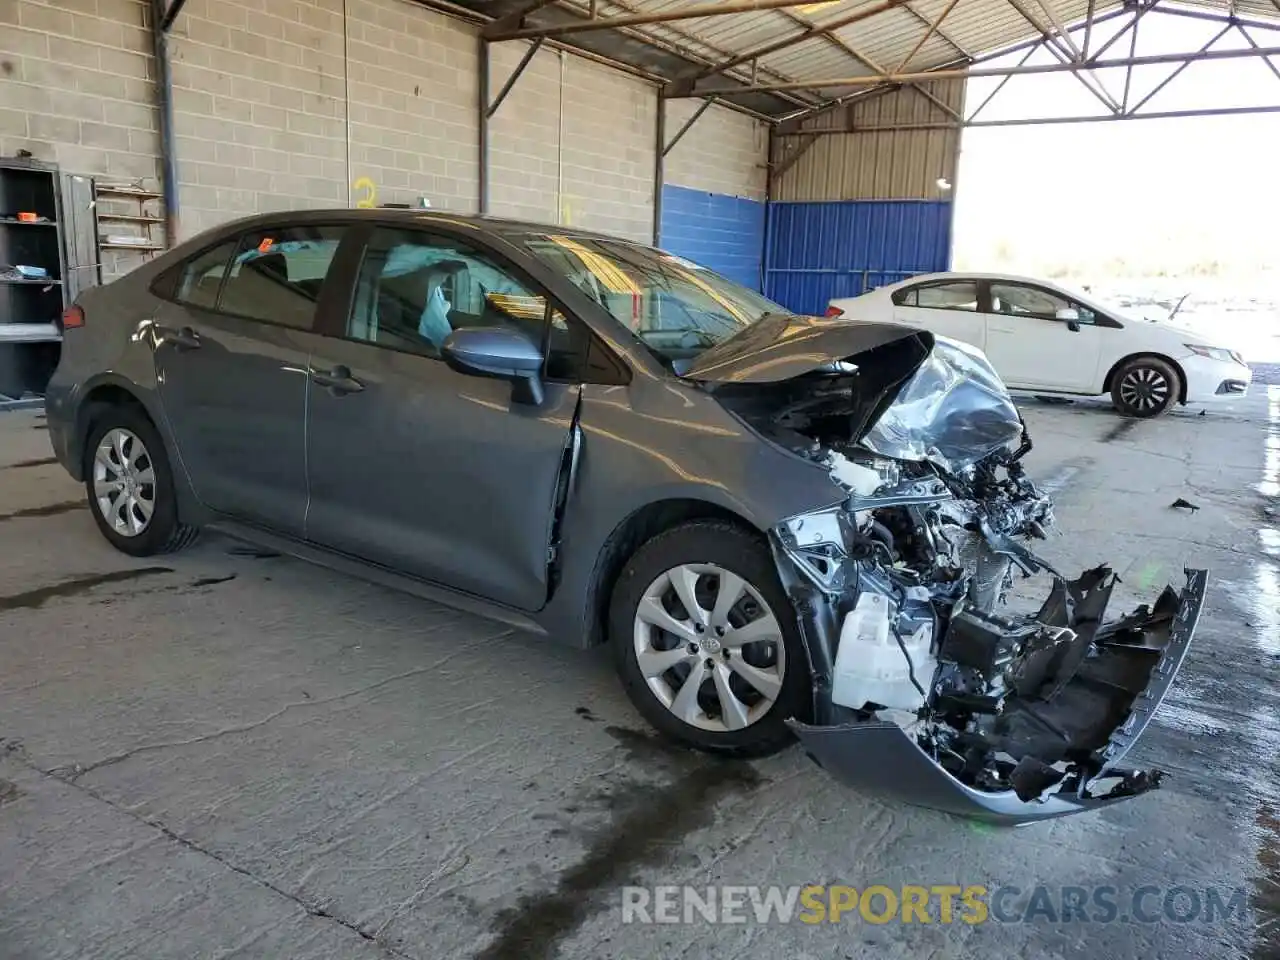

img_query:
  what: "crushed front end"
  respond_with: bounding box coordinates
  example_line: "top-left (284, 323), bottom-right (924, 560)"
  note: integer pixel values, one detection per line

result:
top-left (736, 337), bottom-right (1207, 822)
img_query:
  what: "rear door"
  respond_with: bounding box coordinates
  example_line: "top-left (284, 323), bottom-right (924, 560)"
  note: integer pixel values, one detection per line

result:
top-left (983, 281), bottom-right (1104, 391)
top-left (303, 223), bottom-right (594, 611)
top-left (149, 222), bottom-right (349, 535)
top-left (890, 279), bottom-right (986, 351)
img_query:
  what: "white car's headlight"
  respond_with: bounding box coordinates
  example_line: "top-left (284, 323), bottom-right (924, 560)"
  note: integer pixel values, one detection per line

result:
top-left (1185, 343), bottom-right (1246, 365)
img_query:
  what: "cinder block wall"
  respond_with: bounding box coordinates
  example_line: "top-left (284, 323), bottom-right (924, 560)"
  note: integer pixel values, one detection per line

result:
top-left (1, 0), bottom-right (657, 243)
top-left (2, 0), bottom-right (759, 270)
top-left (166, 0), bottom-right (349, 236)
top-left (664, 99), bottom-right (767, 202)
top-left (488, 40), bottom-right (656, 243)
top-left (0, 0), bottom-right (158, 178)
top-left (346, 0), bottom-right (479, 213)
top-left (167, 0), bottom-right (480, 235)
top-left (488, 41), bottom-right (561, 226)
top-left (0, 0), bottom-right (162, 275)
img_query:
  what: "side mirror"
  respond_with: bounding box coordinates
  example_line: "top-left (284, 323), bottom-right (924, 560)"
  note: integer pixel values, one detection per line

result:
top-left (1055, 307), bottom-right (1081, 332)
top-left (442, 326), bottom-right (546, 405)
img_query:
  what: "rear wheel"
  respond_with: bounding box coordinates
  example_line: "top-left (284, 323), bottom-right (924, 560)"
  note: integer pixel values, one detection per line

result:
top-left (1111, 357), bottom-right (1180, 418)
top-left (83, 405), bottom-right (199, 556)
top-left (609, 521), bottom-right (807, 757)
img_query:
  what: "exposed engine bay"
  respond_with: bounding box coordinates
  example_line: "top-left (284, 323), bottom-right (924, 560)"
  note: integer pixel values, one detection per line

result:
top-left (712, 335), bottom-right (1206, 823)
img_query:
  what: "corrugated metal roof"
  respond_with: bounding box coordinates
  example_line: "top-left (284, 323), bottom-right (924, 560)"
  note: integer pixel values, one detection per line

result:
top-left (445, 0), bottom-right (1280, 117)
top-left (771, 79), bottom-right (962, 198)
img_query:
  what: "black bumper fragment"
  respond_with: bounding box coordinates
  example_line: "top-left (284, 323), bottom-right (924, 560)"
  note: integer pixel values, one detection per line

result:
top-left (789, 568), bottom-right (1208, 824)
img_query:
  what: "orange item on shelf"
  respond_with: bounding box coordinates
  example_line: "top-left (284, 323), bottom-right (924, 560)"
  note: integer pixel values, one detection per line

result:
top-left (17, 212), bottom-right (37, 222)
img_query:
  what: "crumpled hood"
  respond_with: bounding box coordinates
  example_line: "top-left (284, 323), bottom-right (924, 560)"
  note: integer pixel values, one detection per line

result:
top-left (681, 314), bottom-right (1025, 476)
top-left (678, 313), bottom-right (933, 384)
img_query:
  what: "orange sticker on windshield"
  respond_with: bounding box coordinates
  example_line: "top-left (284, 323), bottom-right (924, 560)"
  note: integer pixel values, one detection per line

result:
top-left (257, 238), bottom-right (274, 253)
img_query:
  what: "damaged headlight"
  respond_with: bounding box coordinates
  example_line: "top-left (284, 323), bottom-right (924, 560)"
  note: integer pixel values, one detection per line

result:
top-left (861, 337), bottom-right (1025, 474)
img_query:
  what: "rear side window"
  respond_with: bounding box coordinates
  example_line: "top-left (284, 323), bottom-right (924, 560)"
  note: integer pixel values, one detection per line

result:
top-left (897, 281), bottom-right (979, 311)
top-left (218, 226), bottom-right (345, 329)
top-left (173, 240), bottom-right (239, 309)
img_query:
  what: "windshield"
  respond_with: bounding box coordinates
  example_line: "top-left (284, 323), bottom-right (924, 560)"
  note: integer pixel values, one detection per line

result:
top-left (1051, 281), bottom-right (1171, 324)
top-left (517, 234), bottom-right (786, 361)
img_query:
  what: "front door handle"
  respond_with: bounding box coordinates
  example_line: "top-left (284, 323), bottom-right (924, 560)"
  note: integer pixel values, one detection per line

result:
top-left (158, 324), bottom-right (201, 350)
top-left (310, 364), bottom-right (364, 396)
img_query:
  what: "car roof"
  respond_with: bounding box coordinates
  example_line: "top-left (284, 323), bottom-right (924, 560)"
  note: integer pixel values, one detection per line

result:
top-left (198, 207), bottom-right (644, 248)
top-left (877, 271), bottom-right (1079, 291)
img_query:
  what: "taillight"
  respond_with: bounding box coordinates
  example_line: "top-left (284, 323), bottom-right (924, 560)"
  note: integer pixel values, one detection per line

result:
top-left (61, 305), bottom-right (85, 330)
top-left (824, 305), bottom-right (844, 318)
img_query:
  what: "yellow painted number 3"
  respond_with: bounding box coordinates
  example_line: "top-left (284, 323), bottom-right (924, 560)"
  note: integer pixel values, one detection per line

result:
top-left (352, 177), bottom-right (377, 209)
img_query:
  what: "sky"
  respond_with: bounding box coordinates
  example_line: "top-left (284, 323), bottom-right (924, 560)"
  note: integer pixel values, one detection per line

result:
top-left (951, 8), bottom-right (1280, 281)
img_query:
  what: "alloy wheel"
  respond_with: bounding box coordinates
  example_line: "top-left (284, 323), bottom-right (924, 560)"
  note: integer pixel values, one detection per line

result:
top-left (1119, 366), bottom-right (1170, 413)
top-left (632, 563), bottom-right (786, 732)
top-left (92, 428), bottom-right (156, 537)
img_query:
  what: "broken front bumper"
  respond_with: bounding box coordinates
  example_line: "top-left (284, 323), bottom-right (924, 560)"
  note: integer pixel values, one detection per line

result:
top-left (789, 568), bottom-right (1207, 825)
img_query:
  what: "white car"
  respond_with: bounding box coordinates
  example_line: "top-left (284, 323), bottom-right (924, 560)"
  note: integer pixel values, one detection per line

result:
top-left (828, 272), bottom-right (1252, 418)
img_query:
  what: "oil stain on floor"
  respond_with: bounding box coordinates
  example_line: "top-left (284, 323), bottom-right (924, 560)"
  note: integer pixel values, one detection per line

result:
top-left (1254, 804), bottom-right (1280, 960)
top-left (0, 501), bottom-right (86, 521)
top-left (0, 567), bottom-right (173, 612)
top-left (474, 727), bottom-right (760, 960)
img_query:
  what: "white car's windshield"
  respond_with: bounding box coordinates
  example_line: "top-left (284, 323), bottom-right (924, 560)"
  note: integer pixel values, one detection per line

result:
top-left (1052, 281), bottom-right (1170, 324)
top-left (519, 234), bottom-right (787, 361)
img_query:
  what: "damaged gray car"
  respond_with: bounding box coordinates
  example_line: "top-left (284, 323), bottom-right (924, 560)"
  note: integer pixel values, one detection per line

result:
top-left (44, 211), bottom-right (1205, 824)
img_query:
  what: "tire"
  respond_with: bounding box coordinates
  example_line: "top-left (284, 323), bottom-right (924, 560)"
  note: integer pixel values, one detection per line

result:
top-left (82, 404), bottom-right (199, 557)
top-left (1111, 357), bottom-right (1180, 418)
top-left (609, 520), bottom-right (808, 758)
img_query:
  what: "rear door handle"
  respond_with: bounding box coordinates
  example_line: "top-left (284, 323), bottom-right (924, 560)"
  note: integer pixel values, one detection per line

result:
top-left (310, 364), bottom-right (364, 396)
top-left (157, 324), bottom-right (201, 350)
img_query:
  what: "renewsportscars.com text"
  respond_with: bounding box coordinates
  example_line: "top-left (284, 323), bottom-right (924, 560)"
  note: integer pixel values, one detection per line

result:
top-left (620, 884), bottom-right (1249, 926)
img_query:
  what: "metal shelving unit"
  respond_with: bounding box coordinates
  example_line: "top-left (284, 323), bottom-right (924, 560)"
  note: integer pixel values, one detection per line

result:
top-left (94, 185), bottom-right (166, 259)
top-left (0, 217), bottom-right (59, 228)
top-left (0, 158), bottom-right (66, 401)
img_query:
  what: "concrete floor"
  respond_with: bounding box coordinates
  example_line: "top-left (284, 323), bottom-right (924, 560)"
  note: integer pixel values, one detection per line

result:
top-left (0, 393), bottom-right (1277, 960)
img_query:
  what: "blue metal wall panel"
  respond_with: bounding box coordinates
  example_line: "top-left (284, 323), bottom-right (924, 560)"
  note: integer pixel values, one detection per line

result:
top-left (659, 184), bottom-right (766, 291)
top-left (763, 200), bottom-right (953, 316)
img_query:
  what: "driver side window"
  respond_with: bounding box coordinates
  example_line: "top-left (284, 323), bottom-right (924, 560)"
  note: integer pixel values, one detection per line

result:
top-left (346, 228), bottom-right (593, 380)
top-left (348, 229), bottom-right (540, 358)
top-left (990, 282), bottom-right (1094, 323)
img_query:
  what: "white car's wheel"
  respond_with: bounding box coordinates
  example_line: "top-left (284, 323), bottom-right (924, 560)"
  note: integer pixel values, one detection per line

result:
top-left (1111, 357), bottom-right (1180, 418)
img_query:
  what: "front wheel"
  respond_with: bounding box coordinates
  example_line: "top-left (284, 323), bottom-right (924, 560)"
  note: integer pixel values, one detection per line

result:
top-left (1111, 357), bottom-right (1180, 418)
top-left (83, 405), bottom-right (199, 556)
top-left (609, 520), bottom-right (808, 757)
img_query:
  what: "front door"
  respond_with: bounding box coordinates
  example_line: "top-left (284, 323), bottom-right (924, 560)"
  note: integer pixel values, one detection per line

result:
top-left (303, 224), bottom-right (582, 612)
top-left (982, 281), bottom-right (1104, 392)
top-left (150, 224), bottom-right (347, 535)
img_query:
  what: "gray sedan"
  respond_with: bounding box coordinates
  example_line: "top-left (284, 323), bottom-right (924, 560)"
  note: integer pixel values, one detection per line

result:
top-left (45, 210), bottom-right (1205, 822)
